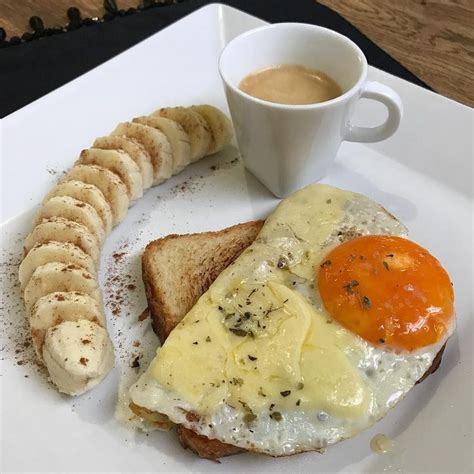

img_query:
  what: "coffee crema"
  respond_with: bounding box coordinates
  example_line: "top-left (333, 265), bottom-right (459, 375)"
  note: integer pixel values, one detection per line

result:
top-left (239, 64), bottom-right (342, 105)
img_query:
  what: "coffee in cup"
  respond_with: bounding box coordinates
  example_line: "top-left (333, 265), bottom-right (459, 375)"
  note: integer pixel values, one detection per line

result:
top-left (239, 64), bottom-right (342, 105)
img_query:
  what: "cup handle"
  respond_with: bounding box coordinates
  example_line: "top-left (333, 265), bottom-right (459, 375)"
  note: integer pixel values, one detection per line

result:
top-left (344, 81), bottom-right (403, 143)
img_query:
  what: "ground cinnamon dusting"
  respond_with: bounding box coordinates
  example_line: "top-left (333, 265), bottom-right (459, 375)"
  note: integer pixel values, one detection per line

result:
top-left (103, 238), bottom-right (155, 368)
top-left (104, 241), bottom-right (139, 318)
top-left (167, 178), bottom-right (205, 198)
top-left (2, 156), bottom-right (242, 393)
top-left (0, 243), bottom-right (47, 380)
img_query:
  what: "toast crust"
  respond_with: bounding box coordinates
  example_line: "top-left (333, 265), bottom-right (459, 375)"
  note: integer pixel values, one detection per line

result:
top-left (141, 220), bottom-right (445, 459)
top-left (176, 426), bottom-right (245, 459)
top-left (142, 220), bottom-right (264, 344)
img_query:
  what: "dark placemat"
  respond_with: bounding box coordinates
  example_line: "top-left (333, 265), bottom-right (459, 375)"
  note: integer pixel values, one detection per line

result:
top-left (0, 0), bottom-right (431, 118)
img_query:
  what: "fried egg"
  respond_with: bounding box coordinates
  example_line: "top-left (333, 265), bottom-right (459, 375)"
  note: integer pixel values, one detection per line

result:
top-left (130, 184), bottom-right (455, 456)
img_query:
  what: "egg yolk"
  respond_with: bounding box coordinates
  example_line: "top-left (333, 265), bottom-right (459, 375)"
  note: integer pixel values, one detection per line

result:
top-left (317, 235), bottom-right (454, 352)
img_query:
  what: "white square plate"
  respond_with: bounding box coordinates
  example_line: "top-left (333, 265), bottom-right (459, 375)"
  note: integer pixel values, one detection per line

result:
top-left (1, 4), bottom-right (472, 473)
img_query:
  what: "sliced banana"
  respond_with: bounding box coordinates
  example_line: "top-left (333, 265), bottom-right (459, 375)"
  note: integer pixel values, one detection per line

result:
top-left (19, 241), bottom-right (95, 290)
top-left (190, 105), bottom-right (233, 155)
top-left (19, 104), bottom-right (232, 396)
top-left (24, 262), bottom-right (100, 313)
top-left (111, 122), bottom-right (173, 185)
top-left (133, 115), bottom-right (191, 174)
top-left (93, 136), bottom-right (154, 190)
top-left (155, 107), bottom-right (211, 162)
top-left (43, 320), bottom-right (114, 396)
top-left (62, 164), bottom-right (129, 225)
top-left (44, 180), bottom-right (113, 237)
top-left (30, 292), bottom-right (105, 360)
top-left (35, 196), bottom-right (105, 245)
top-left (24, 217), bottom-right (100, 263)
top-left (78, 148), bottom-right (143, 201)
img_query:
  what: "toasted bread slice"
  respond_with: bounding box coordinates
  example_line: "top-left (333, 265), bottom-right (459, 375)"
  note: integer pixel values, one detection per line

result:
top-left (176, 425), bottom-right (245, 460)
top-left (141, 220), bottom-right (445, 459)
top-left (142, 220), bottom-right (264, 344)
top-left (142, 221), bottom-right (263, 459)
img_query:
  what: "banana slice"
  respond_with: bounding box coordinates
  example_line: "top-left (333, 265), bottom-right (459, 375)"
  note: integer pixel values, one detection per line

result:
top-left (24, 217), bottom-right (100, 263)
top-left (24, 262), bottom-right (100, 313)
top-left (78, 148), bottom-right (143, 201)
top-left (62, 164), bottom-right (129, 225)
top-left (111, 122), bottom-right (173, 185)
top-left (30, 292), bottom-right (105, 360)
top-left (35, 196), bottom-right (105, 246)
top-left (44, 181), bottom-right (113, 237)
top-left (133, 116), bottom-right (191, 174)
top-left (19, 241), bottom-right (96, 290)
top-left (155, 107), bottom-right (211, 162)
top-left (190, 105), bottom-right (233, 155)
top-left (93, 136), bottom-right (154, 190)
top-left (42, 320), bottom-right (114, 395)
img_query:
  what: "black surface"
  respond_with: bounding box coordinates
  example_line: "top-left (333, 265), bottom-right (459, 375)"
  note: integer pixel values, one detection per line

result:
top-left (0, 0), bottom-right (431, 118)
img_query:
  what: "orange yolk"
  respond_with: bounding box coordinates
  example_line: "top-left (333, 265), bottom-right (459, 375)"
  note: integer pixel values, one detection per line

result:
top-left (317, 235), bottom-right (454, 352)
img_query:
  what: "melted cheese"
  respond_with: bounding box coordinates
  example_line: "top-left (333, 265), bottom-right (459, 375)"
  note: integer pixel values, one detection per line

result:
top-left (151, 281), bottom-right (370, 417)
top-left (149, 185), bottom-right (374, 419)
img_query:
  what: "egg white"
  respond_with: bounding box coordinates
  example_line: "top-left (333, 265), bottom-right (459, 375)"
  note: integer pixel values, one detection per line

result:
top-left (130, 185), bottom-right (455, 456)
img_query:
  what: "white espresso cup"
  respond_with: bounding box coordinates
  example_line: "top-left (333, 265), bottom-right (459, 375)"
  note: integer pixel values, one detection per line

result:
top-left (219, 23), bottom-right (403, 197)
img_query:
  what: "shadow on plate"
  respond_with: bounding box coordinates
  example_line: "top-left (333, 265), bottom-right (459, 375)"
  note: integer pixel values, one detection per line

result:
top-left (325, 161), bottom-right (419, 223)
